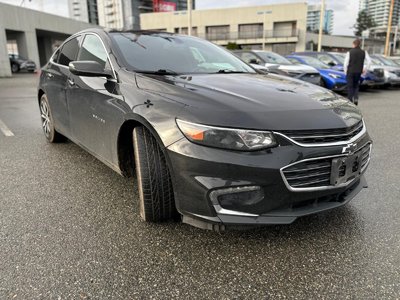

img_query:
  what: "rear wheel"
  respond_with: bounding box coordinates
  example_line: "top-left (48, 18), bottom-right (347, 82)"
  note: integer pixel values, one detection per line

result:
top-left (133, 126), bottom-right (177, 222)
top-left (39, 94), bottom-right (66, 143)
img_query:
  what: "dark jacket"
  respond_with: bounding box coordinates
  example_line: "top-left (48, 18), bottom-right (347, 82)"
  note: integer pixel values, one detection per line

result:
top-left (347, 47), bottom-right (365, 74)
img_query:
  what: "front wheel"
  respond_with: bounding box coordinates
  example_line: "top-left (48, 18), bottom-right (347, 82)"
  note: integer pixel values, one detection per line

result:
top-left (39, 94), bottom-right (66, 143)
top-left (133, 126), bottom-right (177, 222)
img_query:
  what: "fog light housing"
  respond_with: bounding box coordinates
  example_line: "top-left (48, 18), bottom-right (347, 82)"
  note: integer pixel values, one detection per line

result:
top-left (209, 186), bottom-right (264, 210)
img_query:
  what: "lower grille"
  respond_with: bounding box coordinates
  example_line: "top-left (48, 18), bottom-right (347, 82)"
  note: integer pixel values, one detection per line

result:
top-left (281, 143), bottom-right (371, 190)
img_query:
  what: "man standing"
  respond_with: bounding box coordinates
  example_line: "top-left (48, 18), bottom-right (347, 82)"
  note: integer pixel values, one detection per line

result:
top-left (343, 39), bottom-right (371, 105)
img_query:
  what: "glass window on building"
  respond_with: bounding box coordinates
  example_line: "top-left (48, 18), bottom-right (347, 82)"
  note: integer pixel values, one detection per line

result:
top-left (272, 21), bottom-right (297, 38)
top-left (174, 27), bottom-right (198, 36)
top-left (206, 25), bottom-right (230, 41)
top-left (271, 43), bottom-right (296, 56)
top-left (238, 23), bottom-right (263, 39)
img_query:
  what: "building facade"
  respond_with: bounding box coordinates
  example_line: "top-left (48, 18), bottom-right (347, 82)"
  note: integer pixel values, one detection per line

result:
top-left (121, 0), bottom-right (195, 30)
top-left (98, 0), bottom-right (124, 29)
top-left (359, 0), bottom-right (400, 27)
top-left (68, 0), bottom-right (99, 25)
top-left (307, 4), bottom-right (334, 34)
top-left (140, 2), bottom-right (307, 55)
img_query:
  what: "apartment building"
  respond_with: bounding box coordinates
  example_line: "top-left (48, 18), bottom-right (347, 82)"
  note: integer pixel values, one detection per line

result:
top-left (140, 2), bottom-right (307, 55)
top-left (307, 4), bottom-right (334, 34)
top-left (359, 0), bottom-right (400, 27)
top-left (98, 0), bottom-right (124, 29)
top-left (68, 0), bottom-right (99, 24)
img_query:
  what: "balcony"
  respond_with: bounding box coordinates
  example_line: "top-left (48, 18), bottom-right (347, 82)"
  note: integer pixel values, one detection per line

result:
top-left (200, 29), bottom-right (299, 42)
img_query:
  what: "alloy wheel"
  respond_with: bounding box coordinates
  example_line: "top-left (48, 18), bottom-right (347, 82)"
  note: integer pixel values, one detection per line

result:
top-left (40, 100), bottom-right (51, 137)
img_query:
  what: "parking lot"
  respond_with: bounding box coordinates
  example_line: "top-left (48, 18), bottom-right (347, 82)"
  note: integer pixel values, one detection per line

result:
top-left (0, 73), bottom-right (399, 299)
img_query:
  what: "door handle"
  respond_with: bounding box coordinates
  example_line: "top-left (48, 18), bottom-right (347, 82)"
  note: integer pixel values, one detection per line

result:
top-left (67, 78), bottom-right (75, 86)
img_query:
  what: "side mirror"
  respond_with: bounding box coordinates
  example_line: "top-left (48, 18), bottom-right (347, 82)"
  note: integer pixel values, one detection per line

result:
top-left (328, 61), bottom-right (336, 67)
top-left (69, 61), bottom-right (113, 78)
top-left (249, 58), bottom-right (259, 64)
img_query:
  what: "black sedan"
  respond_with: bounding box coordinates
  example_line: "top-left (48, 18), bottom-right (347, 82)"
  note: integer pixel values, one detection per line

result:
top-left (38, 29), bottom-right (372, 230)
top-left (9, 54), bottom-right (36, 73)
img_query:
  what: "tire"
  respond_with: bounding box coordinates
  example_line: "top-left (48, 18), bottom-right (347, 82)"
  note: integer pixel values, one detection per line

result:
top-left (11, 64), bottom-right (19, 73)
top-left (133, 126), bottom-right (177, 222)
top-left (39, 94), bottom-right (66, 143)
top-left (320, 78), bottom-right (326, 87)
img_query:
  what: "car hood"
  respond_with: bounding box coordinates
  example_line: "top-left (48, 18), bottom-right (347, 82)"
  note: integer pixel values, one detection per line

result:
top-left (319, 68), bottom-right (345, 77)
top-left (135, 72), bottom-right (362, 131)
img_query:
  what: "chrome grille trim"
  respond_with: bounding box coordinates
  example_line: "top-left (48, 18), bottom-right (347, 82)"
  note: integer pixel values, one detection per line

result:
top-left (280, 142), bottom-right (372, 192)
top-left (274, 120), bottom-right (366, 147)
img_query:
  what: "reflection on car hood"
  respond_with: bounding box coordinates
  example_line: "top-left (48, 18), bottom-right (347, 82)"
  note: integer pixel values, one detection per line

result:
top-left (278, 64), bottom-right (319, 73)
top-left (136, 72), bottom-right (362, 130)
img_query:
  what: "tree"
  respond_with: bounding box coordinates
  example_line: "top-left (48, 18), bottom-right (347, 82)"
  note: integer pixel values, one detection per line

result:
top-left (226, 42), bottom-right (240, 50)
top-left (354, 9), bottom-right (377, 36)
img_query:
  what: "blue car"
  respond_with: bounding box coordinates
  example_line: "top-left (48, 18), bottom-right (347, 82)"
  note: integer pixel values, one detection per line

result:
top-left (286, 55), bottom-right (347, 92)
top-left (292, 51), bottom-right (385, 88)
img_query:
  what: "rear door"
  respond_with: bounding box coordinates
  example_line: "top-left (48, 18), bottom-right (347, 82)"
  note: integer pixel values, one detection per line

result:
top-left (44, 36), bottom-right (81, 135)
top-left (67, 33), bottom-right (120, 161)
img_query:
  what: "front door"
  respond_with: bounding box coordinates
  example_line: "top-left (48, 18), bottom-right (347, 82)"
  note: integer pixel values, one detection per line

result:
top-left (67, 34), bottom-right (120, 161)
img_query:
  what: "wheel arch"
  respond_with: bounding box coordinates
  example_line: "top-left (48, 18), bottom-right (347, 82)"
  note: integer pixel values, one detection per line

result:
top-left (116, 115), bottom-right (167, 178)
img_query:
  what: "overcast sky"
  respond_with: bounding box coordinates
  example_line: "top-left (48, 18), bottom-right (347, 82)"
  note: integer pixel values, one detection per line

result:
top-left (0, 0), bottom-right (359, 36)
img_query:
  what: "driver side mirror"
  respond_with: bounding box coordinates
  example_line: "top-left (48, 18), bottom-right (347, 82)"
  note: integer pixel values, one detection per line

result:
top-left (69, 61), bottom-right (113, 78)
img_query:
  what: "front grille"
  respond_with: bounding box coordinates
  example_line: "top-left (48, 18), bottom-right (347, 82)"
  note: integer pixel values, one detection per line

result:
top-left (282, 143), bottom-right (371, 190)
top-left (300, 73), bottom-right (321, 82)
top-left (278, 120), bottom-right (364, 144)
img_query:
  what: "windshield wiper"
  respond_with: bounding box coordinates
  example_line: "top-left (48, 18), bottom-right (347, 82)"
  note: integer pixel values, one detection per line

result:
top-left (138, 69), bottom-right (179, 75)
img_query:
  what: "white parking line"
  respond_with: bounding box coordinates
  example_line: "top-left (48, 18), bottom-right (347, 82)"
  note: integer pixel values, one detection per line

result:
top-left (0, 118), bottom-right (14, 137)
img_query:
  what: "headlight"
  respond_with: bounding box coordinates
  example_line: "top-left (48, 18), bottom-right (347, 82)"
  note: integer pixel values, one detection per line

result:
top-left (176, 119), bottom-right (277, 151)
top-left (328, 73), bottom-right (342, 79)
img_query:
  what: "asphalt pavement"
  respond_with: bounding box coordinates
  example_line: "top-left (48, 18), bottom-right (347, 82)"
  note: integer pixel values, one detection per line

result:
top-left (0, 74), bottom-right (399, 299)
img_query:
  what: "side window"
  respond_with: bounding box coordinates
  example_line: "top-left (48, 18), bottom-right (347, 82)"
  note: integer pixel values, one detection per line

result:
top-left (240, 52), bottom-right (259, 64)
top-left (78, 34), bottom-right (108, 69)
top-left (59, 37), bottom-right (80, 66)
top-left (318, 54), bottom-right (335, 65)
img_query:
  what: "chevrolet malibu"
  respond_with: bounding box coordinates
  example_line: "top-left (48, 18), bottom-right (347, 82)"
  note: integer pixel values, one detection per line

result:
top-left (38, 29), bottom-right (372, 230)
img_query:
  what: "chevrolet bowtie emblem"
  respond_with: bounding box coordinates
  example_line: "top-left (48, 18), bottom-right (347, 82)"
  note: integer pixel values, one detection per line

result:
top-left (342, 143), bottom-right (357, 154)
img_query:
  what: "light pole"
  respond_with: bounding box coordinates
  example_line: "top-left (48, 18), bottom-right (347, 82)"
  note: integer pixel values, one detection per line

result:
top-left (187, 0), bottom-right (192, 36)
top-left (257, 10), bottom-right (272, 51)
top-left (317, 0), bottom-right (325, 52)
top-left (384, 0), bottom-right (395, 56)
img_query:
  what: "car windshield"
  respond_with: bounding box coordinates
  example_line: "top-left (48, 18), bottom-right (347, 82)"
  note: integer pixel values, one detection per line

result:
top-left (371, 57), bottom-right (384, 66)
top-left (109, 32), bottom-right (256, 74)
top-left (298, 56), bottom-right (329, 69)
top-left (255, 51), bottom-right (292, 65)
top-left (377, 56), bottom-right (399, 67)
top-left (330, 53), bottom-right (345, 64)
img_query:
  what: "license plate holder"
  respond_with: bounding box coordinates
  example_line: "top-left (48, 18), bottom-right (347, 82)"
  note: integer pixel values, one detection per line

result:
top-left (330, 154), bottom-right (363, 186)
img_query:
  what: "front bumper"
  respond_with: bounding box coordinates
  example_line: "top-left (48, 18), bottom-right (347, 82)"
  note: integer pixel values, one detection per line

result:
top-left (167, 132), bottom-right (371, 229)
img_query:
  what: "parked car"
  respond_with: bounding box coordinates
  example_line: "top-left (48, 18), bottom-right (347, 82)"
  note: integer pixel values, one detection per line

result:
top-left (38, 29), bottom-right (372, 230)
top-left (9, 54), bottom-right (36, 73)
top-left (293, 51), bottom-right (385, 88)
top-left (233, 50), bottom-right (321, 85)
top-left (286, 55), bottom-right (347, 92)
top-left (370, 54), bottom-right (400, 86)
top-left (332, 52), bottom-right (385, 88)
top-left (387, 56), bottom-right (400, 66)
